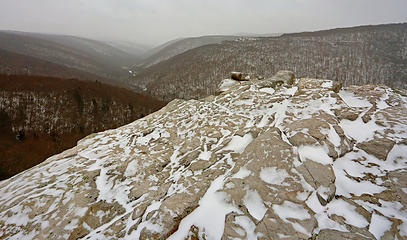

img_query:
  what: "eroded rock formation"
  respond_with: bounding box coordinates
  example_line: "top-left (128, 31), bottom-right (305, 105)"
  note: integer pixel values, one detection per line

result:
top-left (1, 71), bottom-right (406, 239)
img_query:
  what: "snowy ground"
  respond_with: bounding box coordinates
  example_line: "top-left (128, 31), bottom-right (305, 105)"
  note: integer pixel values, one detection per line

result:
top-left (0, 75), bottom-right (406, 239)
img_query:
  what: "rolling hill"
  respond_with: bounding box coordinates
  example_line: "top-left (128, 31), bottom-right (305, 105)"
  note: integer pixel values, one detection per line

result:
top-left (138, 35), bottom-right (240, 69)
top-left (131, 23), bottom-right (407, 101)
top-left (0, 48), bottom-right (108, 81)
top-left (0, 31), bottom-right (141, 83)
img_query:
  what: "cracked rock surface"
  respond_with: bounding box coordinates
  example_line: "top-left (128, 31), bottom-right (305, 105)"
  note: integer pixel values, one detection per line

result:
top-left (1, 71), bottom-right (407, 240)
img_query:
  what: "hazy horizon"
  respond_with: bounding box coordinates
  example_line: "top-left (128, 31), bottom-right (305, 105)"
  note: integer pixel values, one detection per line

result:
top-left (1, 0), bottom-right (406, 46)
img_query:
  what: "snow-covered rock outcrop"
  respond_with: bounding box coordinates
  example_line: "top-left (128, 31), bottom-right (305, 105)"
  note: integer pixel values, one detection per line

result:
top-left (1, 71), bottom-right (407, 239)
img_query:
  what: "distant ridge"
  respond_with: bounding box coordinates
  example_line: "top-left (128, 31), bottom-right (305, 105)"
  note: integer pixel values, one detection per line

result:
top-left (138, 35), bottom-right (240, 68)
top-left (0, 30), bottom-right (142, 84)
top-left (281, 22), bottom-right (407, 37)
top-left (0, 48), bottom-right (108, 82)
top-left (131, 22), bottom-right (407, 101)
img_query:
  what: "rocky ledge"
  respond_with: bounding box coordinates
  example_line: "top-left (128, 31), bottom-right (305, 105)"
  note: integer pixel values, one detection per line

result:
top-left (1, 71), bottom-right (407, 240)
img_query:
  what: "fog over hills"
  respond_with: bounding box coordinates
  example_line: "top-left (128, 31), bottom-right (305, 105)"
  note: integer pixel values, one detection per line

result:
top-left (1, 0), bottom-right (406, 45)
top-left (0, 31), bottom-right (141, 85)
top-left (138, 35), bottom-right (240, 69)
top-left (104, 40), bottom-right (152, 61)
top-left (0, 48), bottom-right (105, 81)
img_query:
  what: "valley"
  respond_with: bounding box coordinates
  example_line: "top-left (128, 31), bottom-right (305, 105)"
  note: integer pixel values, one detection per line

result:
top-left (0, 75), bottom-right (166, 180)
top-left (0, 31), bottom-right (142, 86)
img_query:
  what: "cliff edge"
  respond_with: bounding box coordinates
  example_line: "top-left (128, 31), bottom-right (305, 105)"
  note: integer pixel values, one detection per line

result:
top-left (1, 71), bottom-right (407, 239)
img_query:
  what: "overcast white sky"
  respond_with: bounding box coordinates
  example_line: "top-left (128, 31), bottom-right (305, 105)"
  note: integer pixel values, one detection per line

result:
top-left (0, 0), bottom-right (406, 46)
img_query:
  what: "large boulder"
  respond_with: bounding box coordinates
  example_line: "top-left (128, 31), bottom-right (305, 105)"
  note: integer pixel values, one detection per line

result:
top-left (217, 78), bottom-right (240, 94)
top-left (270, 70), bottom-right (295, 85)
top-left (231, 72), bottom-right (250, 81)
top-left (255, 70), bottom-right (296, 90)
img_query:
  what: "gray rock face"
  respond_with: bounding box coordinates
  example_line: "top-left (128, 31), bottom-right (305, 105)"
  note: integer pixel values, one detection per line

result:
top-left (1, 73), bottom-right (407, 240)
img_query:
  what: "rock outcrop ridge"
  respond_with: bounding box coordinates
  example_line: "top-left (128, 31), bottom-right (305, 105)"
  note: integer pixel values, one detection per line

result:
top-left (1, 71), bottom-right (407, 239)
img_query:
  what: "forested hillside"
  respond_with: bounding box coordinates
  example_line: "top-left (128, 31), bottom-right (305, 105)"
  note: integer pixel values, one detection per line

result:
top-left (0, 75), bottom-right (166, 179)
top-left (0, 31), bottom-right (140, 83)
top-left (131, 23), bottom-right (407, 100)
top-left (139, 35), bottom-right (239, 68)
top-left (0, 48), bottom-right (106, 81)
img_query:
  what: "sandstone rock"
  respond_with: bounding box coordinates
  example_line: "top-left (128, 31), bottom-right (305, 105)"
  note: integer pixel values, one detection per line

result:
top-left (231, 72), bottom-right (250, 81)
top-left (298, 160), bottom-right (335, 189)
top-left (335, 109), bottom-right (359, 121)
top-left (357, 137), bottom-right (396, 160)
top-left (316, 184), bottom-right (336, 206)
top-left (255, 79), bottom-right (284, 89)
top-left (271, 70), bottom-right (296, 85)
top-left (287, 118), bottom-right (331, 141)
top-left (254, 70), bottom-right (296, 90)
top-left (362, 105), bottom-right (377, 123)
top-left (289, 132), bottom-right (319, 146)
top-left (217, 78), bottom-right (240, 94)
top-left (230, 72), bottom-right (263, 82)
top-left (315, 229), bottom-right (374, 240)
top-left (330, 81), bottom-right (343, 93)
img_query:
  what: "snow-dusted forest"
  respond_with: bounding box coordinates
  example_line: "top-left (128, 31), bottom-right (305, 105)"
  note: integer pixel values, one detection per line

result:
top-left (132, 23), bottom-right (407, 100)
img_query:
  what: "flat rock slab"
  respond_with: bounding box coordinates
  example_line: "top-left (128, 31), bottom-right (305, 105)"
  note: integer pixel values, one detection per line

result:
top-left (1, 73), bottom-right (407, 240)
